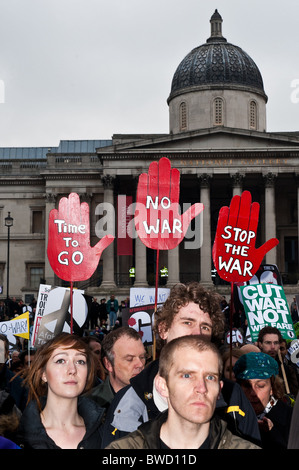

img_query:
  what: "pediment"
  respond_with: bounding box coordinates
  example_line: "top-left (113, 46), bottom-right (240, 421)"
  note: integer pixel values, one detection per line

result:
top-left (105, 127), bottom-right (299, 153)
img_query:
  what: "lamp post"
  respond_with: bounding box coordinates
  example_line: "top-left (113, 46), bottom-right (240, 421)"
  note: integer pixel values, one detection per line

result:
top-left (5, 212), bottom-right (13, 316)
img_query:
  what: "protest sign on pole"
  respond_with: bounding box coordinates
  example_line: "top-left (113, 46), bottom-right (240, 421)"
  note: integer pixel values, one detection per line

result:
top-left (240, 283), bottom-right (296, 342)
top-left (233, 264), bottom-right (283, 341)
top-left (121, 287), bottom-right (170, 346)
top-left (288, 339), bottom-right (299, 367)
top-left (225, 328), bottom-right (244, 347)
top-left (234, 264), bottom-right (283, 311)
top-left (32, 284), bottom-right (91, 347)
top-left (0, 311), bottom-right (30, 347)
top-left (212, 191), bottom-right (279, 377)
top-left (134, 157), bottom-right (203, 357)
top-left (212, 191), bottom-right (279, 283)
top-left (47, 192), bottom-right (114, 332)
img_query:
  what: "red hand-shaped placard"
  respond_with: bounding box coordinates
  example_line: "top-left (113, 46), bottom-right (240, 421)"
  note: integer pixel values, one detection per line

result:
top-left (212, 191), bottom-right (279, 282)
top-left (134, 157), bottom-right (204, 250)
top-left (47, 193), bottom-right (114, 282)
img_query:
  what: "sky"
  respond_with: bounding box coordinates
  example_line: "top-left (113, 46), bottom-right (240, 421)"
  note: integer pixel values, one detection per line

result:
top-left (0, 0), bottom-right (298, 148)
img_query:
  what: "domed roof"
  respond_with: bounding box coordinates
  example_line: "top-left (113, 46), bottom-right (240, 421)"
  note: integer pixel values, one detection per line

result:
top-left (168, 10), bottom-right (267, 103)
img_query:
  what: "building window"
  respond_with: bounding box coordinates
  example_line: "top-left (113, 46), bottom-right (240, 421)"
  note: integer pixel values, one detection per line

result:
top-left (214, 98), bottom-right (223, 125)
top-left (179, 102), bottom-right (187, 130)
top-left (31, 209), bottom-right (44, 233)
top-left (25, 263), bottom-right (44, 289)
top-left (30, 267), bottom-right (44, 289)
top-left (249, 101), bottom-right (257, 129)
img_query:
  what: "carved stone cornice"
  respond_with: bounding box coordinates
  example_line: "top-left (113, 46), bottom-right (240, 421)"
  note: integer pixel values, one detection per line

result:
top-left (0, 179), bottom-right (44, 185)
top-left (43, 174), bottom-right (102, 181)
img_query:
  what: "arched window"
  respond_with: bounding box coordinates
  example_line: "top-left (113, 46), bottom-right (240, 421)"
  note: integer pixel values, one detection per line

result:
top-left (214, 98), bottom-right (223, 125)
top-left (179, 102), bottom-right (187, 130)
top-left (249, 101), bottom-right (257, 130)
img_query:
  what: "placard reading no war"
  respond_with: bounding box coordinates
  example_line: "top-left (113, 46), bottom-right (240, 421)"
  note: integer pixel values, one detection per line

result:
top-left (240, 283), bottom-right (296, 341)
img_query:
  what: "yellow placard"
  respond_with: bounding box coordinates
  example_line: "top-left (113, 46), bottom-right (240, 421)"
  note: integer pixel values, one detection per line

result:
top-left (11, 311), bottom-right (30, 339)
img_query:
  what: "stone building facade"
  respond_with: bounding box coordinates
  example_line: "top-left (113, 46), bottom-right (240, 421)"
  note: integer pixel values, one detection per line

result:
top-left (0, 11), bottom-right (298, 305)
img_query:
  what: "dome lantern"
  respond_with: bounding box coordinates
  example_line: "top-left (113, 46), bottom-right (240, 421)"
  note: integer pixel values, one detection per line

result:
top-left (207, 9), bottom-right (226, 42)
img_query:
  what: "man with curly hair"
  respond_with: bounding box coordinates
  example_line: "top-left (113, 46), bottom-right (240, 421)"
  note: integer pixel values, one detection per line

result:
top-left (154, 282), bottom-right (225, 349)
top-left (101, 282), bottom-right (261, 448)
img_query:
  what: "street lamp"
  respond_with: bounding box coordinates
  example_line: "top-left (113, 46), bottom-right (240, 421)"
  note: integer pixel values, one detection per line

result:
top-left (5, 212), bottom-right (13, 315)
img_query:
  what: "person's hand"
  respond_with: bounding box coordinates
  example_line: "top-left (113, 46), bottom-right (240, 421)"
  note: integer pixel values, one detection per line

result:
top-left (47, 192), bottom-right (114, 281)
top-left (134, 157), bottom-right (204, 250)
top-left (258, 416), bottom-right (274, 432)
top-left (212, 191), bottom-right (278, 282)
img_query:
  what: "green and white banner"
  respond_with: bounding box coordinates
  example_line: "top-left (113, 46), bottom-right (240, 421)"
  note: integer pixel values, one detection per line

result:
top-left (240, 283), bottom-right (296, 342)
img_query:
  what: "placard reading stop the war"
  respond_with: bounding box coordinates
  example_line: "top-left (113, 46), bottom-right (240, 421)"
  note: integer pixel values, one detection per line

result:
top-left (212, 191), bottom-right (279, 283)
top-left (240, 283), bottom-right (296, 341)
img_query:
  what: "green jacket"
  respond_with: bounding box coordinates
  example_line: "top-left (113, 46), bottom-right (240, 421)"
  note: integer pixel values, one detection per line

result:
top-left (106, 411), bottom-right (261, 450)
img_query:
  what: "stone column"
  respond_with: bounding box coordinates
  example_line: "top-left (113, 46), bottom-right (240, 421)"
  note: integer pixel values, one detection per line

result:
top-left (134, 236), bottom-right (148, 286)
top-left (44, 192), bottom-right (57, 285)
top-left (198, 174), bottom-right (213, 287)
top-left (231, 172), bottom-right (244, 197)
top-left (263, 173), bottom-right (277, 265)
top-left (132, 175), bottom-right (148, 287)
top-left (100, 175), bottom-right (116, 290)
top-left (167, 246), bottom-right (180, 287)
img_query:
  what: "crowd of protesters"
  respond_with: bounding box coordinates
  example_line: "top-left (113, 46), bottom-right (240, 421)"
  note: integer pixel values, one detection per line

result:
top-left (0, 283), bottom-right (299, 450)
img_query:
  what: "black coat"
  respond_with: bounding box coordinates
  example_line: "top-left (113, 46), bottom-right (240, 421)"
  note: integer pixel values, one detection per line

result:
top-left (0, 364), bottom-right (28, 412)
top-left (259, 399), bottom-right (293, 449)
top-left (17, 396), bottom-right (104, 449)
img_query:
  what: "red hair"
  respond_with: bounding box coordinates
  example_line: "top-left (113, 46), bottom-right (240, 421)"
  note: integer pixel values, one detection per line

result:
top-left (23, 333), bottom-right (96, 412)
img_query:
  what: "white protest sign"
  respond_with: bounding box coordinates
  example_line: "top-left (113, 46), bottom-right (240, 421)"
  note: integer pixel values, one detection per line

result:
top-left (125, 287), bottom-right (170, 345)
top-left (32, 284), bottom-right (88, 347)
top-left (0, 312), bottom-right (30, 346)
top-left (288, 339), bottom-right (299, 366)
top-left (130, 287), bottom-right (170, 307)
top-left (226, 328), bottom-right (244, 345)
top-left (240, 283), bottom-right (296, 342)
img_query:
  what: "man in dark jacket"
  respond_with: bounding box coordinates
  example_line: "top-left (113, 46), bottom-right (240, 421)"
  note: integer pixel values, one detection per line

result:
top-left (106, 336), bottom-right (260, 450)
top-left (257, 326), bottom-right (299, 397)
top-left (101, 282), bottom-right (261, 448)
top-left (88, 327), bottom-right (146, 413)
